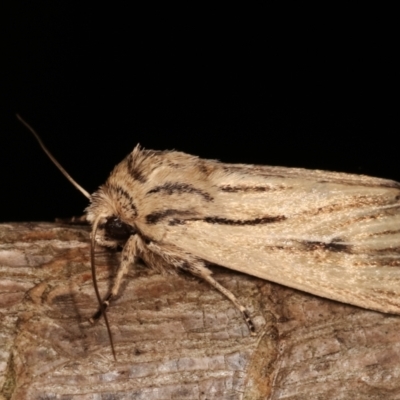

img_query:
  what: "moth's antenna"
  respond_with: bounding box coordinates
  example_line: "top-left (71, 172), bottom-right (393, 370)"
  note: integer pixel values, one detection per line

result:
top-left (16, 114), bottom-right (91, 199)
top-left (91, 216), bottom-right (117, 360)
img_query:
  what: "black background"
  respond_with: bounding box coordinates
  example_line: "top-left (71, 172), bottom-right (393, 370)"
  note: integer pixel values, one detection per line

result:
top-left (1, 5), bottom-right (398, 222)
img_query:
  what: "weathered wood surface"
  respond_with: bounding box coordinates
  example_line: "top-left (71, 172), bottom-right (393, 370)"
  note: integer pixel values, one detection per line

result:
top-left (1, 222), bottom-right (400, 399)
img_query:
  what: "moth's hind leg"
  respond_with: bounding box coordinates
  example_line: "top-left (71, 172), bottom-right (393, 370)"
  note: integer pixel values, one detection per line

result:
top-left (179, 261), bottom-right (256, 334)
top-left (90, 235), bottom-right (138, 323)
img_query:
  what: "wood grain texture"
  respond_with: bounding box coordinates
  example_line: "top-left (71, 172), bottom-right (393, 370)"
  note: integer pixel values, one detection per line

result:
top-left (1, 223), bottom-right (400, 399)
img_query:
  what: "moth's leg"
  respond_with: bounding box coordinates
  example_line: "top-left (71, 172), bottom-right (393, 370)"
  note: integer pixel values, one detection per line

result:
top-left (90, 235), bottom-right (137, 323)
top-left (56, 215), bottom-right (88, 225)
top-left (179, 261), bottom-right (256, 334)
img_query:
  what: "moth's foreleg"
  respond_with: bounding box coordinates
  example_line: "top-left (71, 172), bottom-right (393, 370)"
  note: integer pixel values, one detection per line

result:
top-left (90, 235), bottom-right (137, 323)
top-left (179, 261), bottom-right (256, 334)
top-left (55, 215), bottom-right (88, 225)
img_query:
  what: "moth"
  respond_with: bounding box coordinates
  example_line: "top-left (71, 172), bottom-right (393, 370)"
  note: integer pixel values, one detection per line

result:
top-left (18, 115), bottom-right (400, 360)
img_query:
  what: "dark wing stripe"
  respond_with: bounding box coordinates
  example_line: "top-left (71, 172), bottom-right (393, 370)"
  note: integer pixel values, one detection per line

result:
top-left (146, 209), bottom-right (194, 224)
top-left (368, 228), bottom-right (400, 237)
top-left (145, 210), bottom-right (286, 226)
top-left (147, 183), bottom-right (213, 201)
top-left (302, 240), bottom-right (351, 253)
top-left (203, 216), bottom-right (286, 225)
top-left (219, 185), bottom-right (290, 192)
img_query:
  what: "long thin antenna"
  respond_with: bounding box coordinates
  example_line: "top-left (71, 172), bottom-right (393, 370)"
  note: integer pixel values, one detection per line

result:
top-left (16, 114), bottom-right (91, 199)
top-left (91, 216), bottom-right (117, 360)
top-left (17, 114), bottom-right (116, 358)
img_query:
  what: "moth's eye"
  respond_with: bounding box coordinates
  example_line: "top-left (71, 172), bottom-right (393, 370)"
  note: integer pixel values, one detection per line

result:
top-left (104, 217), bottom-right (136, 241)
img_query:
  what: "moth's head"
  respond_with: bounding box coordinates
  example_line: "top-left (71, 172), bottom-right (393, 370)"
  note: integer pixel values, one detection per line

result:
top-left (86, 145), bottom-right (154, 248)
top-left (86, 182), bottom-right (138, 248)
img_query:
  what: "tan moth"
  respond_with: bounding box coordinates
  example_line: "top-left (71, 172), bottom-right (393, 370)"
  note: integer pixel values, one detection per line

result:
top-left (18, 115), bottom-right (400, 360)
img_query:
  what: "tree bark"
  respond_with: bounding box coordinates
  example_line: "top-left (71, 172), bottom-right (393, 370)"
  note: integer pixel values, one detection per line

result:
top-left (1, 222), bottom-right (400, 399)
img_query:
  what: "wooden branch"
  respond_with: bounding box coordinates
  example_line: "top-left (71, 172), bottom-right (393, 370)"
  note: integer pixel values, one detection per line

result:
top-left (1, 222), bottom-right (400, 399)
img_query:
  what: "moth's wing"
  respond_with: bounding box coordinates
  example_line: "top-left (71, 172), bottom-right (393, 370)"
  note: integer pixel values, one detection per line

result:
top-left (161, 165), bottom-right (400, 314)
